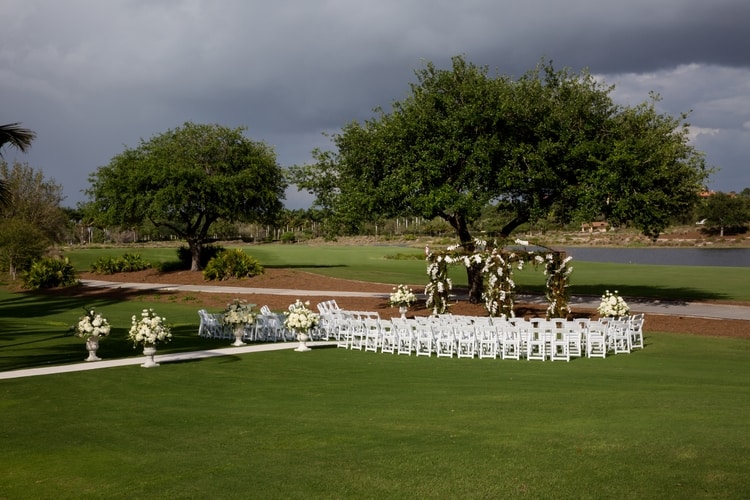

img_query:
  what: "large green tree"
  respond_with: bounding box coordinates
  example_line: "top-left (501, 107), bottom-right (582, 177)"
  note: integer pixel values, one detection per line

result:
top-left (292, 56), bottom-right (709, 302)
top-left (87, 122), bottom-right (287, 270)
top-left (698, 192), bottom-right (749, 236)
top-left (0, 123), bottom-right (36, 207)
top-left (0, 160), bottom-right (66, 277)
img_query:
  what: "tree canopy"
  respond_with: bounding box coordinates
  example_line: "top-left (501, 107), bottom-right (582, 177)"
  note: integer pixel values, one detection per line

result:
top-left (698, 192), bottom-right (749, 236)
top-left (87, 122), bottom-right (286, 270)
top-left (292, 56), bottom-right (709, 302)
top-left (0, 160), bottom-right (66, 277)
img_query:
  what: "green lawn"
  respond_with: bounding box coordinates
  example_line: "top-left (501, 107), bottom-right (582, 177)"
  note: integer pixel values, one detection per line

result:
top-left (66, 243), bottom-right (750, 302)
top-left (1, 243), bottom-right (748, 498)
top-left (1, 336), bottom-right (749, 499)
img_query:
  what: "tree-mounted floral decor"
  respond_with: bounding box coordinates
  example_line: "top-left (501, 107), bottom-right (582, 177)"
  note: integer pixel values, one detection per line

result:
top-left (425, 239), bottom-right (572, 318)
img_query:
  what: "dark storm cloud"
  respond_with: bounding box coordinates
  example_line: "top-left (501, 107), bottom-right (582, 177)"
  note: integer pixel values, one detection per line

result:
top-left (1, 0), bottom-right (748, 207)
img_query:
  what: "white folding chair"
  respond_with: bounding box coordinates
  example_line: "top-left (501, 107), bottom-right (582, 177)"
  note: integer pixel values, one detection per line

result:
top-left (380, 320), bottom-right (397, 354)
top-left (549, 320), bottom-right (570, 362)
top-left (502, 324), bottom-right (522, 360)
top-left (198, 310), bottom-right (228, 339)
top-left (414, 324), bottom-right (433, 357)
top-left (363, 318), bottom-right (381, 352)
top-left (526, 323), bottom-right (546, 361)
top-left (586, 323), bottom-right (607, 358)
top-left (608, 318), bottom-right (632, 354)
top-left (455, 325), bottom-right (476, 359)
top-left (477, 327), bottom-right (498, 359)
top-left (393, 318), bottom-right (414, 355)
top-left (629, 314), bottom-right (645, 349)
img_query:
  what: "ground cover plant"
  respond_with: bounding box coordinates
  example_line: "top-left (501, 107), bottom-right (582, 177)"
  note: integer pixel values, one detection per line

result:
top-left (1, 338), bottom-right (749, 499)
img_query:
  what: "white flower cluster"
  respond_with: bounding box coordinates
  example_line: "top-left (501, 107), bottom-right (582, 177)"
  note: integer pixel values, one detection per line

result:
top-left (390, 284), bottom-right (417, 307)
top-left (597, 290), bottom-right (630, 317)
top-left (222, 299), bottom-right (256, 326)
top-left (128, 308), bottom-right (172, 347)
top-left (75, 308), bottom-right (111, 339)
top-left (284, 300), bottom-right (320, 333)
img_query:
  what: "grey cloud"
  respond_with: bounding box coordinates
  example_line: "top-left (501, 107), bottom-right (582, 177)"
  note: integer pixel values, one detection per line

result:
top-left (2, 0), bottom-right (749, 206)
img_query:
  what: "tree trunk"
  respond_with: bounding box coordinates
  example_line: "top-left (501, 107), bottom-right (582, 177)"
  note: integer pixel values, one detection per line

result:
top-left (188, 239), bottom-right (202, 272)
top-left (442, 212), bottom-right (483, 304)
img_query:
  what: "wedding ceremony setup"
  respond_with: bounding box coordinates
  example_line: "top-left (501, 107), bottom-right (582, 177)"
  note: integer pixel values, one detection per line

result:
top-left (196, 294), bottom-right (644, 361)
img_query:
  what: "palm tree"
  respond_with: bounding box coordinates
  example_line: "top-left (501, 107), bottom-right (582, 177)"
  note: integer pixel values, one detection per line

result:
top-left (0, 122), bottom-right (36, 206)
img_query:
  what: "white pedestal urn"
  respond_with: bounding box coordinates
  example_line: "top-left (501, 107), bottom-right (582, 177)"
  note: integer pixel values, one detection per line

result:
top-left (84, 335), bottom-right (101, 362)
top-left (294, 330), bottom-right (311, 352)
top-left (399, 306), bottom-right (408, 319)
top-left (232, 325), bottom-right (246, 347)
top-left (141, 344), bottom-right (159, 368)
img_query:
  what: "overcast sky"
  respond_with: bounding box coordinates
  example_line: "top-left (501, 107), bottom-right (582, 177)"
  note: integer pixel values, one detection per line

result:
top-left (2, 0), bottom-right (749, 209)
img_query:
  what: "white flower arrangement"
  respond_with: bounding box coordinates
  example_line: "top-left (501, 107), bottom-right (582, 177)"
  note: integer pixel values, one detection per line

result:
top-left (389, 284), bottom-right (417, 307)
top-left (284, 300), bottom-right (320, 333)
top-left (597, 290), bottom-right (630, 317)
top-left (221, 299), bottom-right (256, 326)
top-left (74, 308), bottom-right (111, 339)
top-left (127, 308), bottom-right (172, 347)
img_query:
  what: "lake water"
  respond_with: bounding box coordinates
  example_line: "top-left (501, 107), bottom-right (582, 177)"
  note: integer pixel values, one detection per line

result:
top-left (557, 247), bottom-right (750, 267)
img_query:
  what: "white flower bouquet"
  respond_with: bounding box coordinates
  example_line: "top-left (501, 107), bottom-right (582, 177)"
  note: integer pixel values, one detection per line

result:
top-left (597, 290), bottom-right (630, 317)
top-left (389, 284), bottom-right (417, 307)
top-left (74, 308), bottom-right (111, 339)
top-left (221, 299), bottom-right (256, 326)
top-left (284, 300), bottom-right (319, 333)
top-left (127, 308), bottom-right (172, 347)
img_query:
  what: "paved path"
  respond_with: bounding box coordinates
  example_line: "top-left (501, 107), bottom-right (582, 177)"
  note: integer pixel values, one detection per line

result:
top-left (81, 279), bottom-right (750, 321)
top-left (0, 341), bottom-right (336, 380)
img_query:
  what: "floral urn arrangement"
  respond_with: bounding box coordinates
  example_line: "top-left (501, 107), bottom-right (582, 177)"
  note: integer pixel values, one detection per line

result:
top-left (284, 300), bottom-right (320, 352)
top-left (221, 299), bottom-right (256, 346)
top-left (74, 307), bottom-right (111, 362)
top-left (127, 308), bottom-right (172, 367)
top-left (597, 290), bottom-right (630, 319)
top-left (389, 284), bottom-right (417, 318)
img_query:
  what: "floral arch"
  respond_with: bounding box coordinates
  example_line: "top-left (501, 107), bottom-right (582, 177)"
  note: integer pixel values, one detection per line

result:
top-left (425, 239), bottom-right (573, 319)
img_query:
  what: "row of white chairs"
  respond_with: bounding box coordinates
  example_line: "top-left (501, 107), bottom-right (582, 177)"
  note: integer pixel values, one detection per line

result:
top-left (317, 309), bottom-right (644, 361)
top-left (197, 307), bottom-right (299, 342)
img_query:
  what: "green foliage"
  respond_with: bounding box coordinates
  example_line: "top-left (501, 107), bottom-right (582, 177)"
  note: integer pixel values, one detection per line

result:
top-left (22, 256), bottom-right (78, 289)
top-left (89, 253), bottom-right (151, 274)
top-left (87, 122), bottom-right (286, 270)
top-left (698, 192), bottom-right (750, 236)
top-left (202, 248), bottom-right (264, 281)
top-left (279, 231), bottom-right (296, 244)
top-left (293, 55), bottom-right (708, 249)
top-left (0, 217), bottom-right (49, 279)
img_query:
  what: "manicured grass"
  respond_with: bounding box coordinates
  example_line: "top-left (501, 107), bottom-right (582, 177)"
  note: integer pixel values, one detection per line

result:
top-left (65, 243), bottom-right (750, 302)
top-left (1, 337), bottom-right (749, 499)
top-left (0, 287), bottom-right (218, 372)
top-left (2, 244), bottom-right (748, 497)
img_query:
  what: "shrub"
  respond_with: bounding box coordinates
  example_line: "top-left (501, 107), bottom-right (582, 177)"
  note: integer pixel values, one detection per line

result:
top-left (203, 249), bottom-right (264, 281)
top-left (90, 253), bottom-right (151, 274)
top-left (23, 257), bottom-right (79, 289)
top-left (280, 232), bottom-right (296, 244)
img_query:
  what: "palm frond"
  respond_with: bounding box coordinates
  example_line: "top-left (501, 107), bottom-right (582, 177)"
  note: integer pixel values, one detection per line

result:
top-left (0, 122), bottom-right (37, 156)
